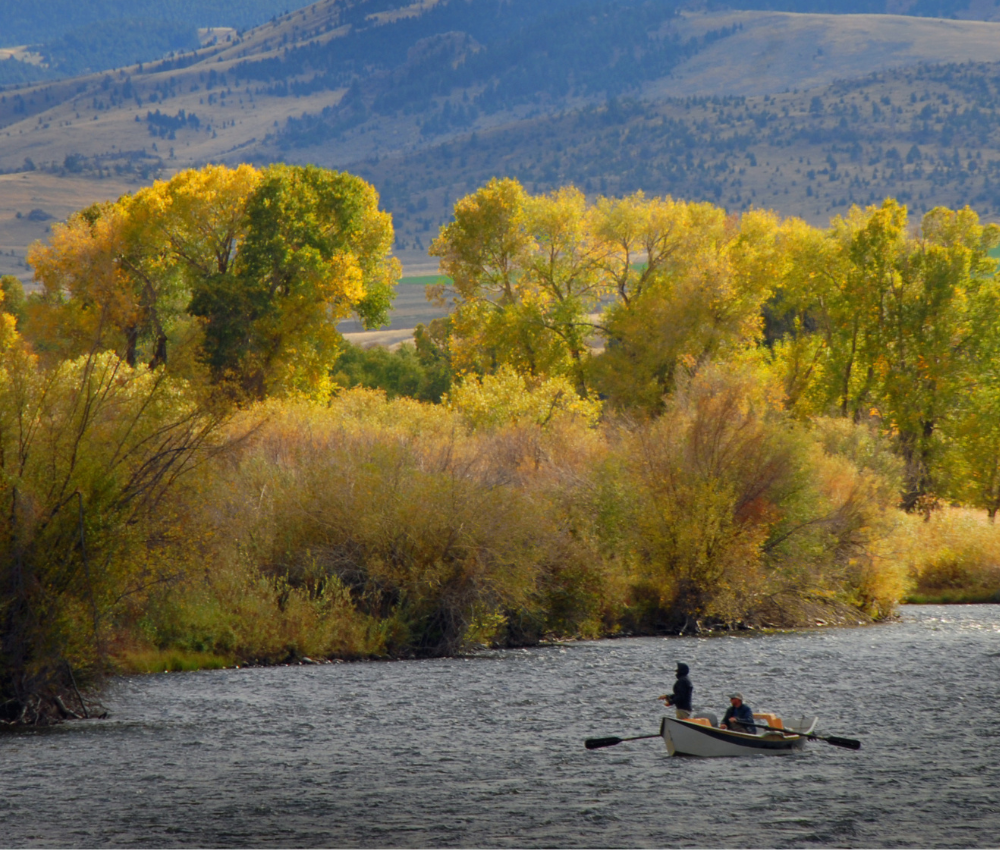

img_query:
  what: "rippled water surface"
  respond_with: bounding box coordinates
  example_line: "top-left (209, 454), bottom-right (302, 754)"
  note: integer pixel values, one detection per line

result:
top-left (2, 605), bottom-right (999, 848)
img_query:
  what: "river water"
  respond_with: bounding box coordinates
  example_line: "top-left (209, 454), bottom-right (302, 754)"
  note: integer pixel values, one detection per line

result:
top-left (2, 605), bottom-right (998, 848)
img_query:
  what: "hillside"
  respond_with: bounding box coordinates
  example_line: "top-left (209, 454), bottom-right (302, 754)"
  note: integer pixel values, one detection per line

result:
top-left (0, 1), bottom-right (321, 84)
top-left (4, 1), bottom-right (999, 81)
top-left (358, 60), bottom-right (1000, 262)
top-left (0, 1), bottom-right (318, 46)
top-left (4, 0), bottom-right (1000, 280)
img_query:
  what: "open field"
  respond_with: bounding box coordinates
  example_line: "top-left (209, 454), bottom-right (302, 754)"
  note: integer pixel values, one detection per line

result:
top-left (338, 278), bottom-right (449, 335)
top-left (658, 10), bottom-right (1000, 97)
top-left (0, 171), bottom-right (135, 283)
top-left (340, 328), bottom-right (418, 349)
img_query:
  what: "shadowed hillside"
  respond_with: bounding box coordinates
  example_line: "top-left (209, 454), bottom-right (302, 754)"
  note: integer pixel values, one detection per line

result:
top-left (3, 0), bottom-right (1000, 278)
top-left (357, 61), bottom-right (1000, 261)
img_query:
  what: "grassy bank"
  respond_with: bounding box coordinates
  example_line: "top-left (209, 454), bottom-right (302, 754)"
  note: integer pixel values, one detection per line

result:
top-left (894, 509), bottom-right (1000, 603)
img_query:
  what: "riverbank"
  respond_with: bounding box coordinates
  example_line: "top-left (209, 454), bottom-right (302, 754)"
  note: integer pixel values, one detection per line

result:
top-left (893, 507), bottom-right (1000, 604)
top-left (5, 362), bottom-right (999, 723)
top-left (39, 391), bottom-right (1000, 697)
top-left (110, 596), bottom-right (881, 678)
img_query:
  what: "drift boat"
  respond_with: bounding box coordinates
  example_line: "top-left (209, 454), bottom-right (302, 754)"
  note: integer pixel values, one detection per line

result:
top-left (585, 713), bottom-right (859, 754)
top-left (660, 712), bottom-right (818, 758)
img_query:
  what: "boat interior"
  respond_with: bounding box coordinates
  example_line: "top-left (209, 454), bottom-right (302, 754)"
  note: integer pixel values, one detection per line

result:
top-left (680, 712), bottom-right (818, 736)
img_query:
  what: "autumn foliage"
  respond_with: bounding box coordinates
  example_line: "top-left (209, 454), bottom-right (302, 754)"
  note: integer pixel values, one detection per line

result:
top-left (4, 165), bottom-right (1000, 723)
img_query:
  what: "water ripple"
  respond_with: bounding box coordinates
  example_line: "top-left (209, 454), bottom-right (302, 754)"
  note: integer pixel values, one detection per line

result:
top-left (1, 604), bottom-right (998, 847)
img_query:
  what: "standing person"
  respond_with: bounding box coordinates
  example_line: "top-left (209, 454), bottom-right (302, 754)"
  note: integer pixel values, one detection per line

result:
top-left (720, 692), bottom-right (755, 733)
top-left (658, 662), bottom-right (693, 719)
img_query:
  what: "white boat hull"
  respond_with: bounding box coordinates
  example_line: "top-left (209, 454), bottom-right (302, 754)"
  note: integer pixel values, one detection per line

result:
top-left (661, 716), bottom-right (807, 757)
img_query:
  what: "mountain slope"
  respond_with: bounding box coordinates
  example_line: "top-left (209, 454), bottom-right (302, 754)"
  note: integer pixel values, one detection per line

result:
top-left (359, 60), bottom-right (1000, 265)
top-left (3, 0), bottom-right (1000, 280)
top-left (0, 1), bottom-right (318, 46)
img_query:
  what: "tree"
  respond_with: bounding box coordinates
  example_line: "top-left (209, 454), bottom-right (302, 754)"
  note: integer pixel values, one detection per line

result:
top-left (590, 191), bottom-right (694, 306)
top-left (26, 164), bottom-right (261, 371)
top-left (945, 373), bottom-right (1000, 520)
top-left (190, 164), bottom-right (399, 399)
top-left (27, 200), bottom-right (148, 367)
top-left (446, 365), bottom-right (601, 431)
top-left (780, 200), bottom-right (1000, 508)
top-left (27, 163), bottom-right (398, 400)
top-left (0, 276), bottom-right (25, 329)
top-left (430, 179), bottom-right (608, 389)
top-left (1, 298), bottom-right (220, 723)
top-left (123, 163), bottom-right (262, 370)
top-left (593, 203), bottom-right (784, 412)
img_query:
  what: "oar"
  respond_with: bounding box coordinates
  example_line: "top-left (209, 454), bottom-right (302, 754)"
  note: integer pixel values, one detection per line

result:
top-left (747, 721), bottom-right (861, 750)
top-left (585, 732), bottom-right (661, 750)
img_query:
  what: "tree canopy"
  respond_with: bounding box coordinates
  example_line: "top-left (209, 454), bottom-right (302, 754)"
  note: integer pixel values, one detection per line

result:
top-left (431, 180), bottom-right (1000, 516)
top-left (27, 163), bottom-right (399, 400)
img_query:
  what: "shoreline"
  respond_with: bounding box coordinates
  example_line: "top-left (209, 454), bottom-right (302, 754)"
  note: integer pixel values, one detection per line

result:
top-left (113, 598), bottom-right (997, 677)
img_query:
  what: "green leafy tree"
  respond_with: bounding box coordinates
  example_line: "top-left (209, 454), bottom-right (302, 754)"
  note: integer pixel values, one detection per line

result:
top-left (190, 164), bottom-right (399, 399)
top-left (331, 341), bottom-right (451, 403)
top-left (779, 201), bottom-right (1000, 508)
top-left (0, 276), bottom-right (26, 329)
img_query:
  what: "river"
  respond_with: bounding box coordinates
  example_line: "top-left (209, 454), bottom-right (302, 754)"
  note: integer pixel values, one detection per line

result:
top-left (1, 605), bottom-right (998, 848)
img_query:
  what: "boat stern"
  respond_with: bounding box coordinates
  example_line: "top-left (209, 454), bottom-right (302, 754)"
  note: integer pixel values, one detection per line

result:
top-left (659, 715), bottom-right (677, 756)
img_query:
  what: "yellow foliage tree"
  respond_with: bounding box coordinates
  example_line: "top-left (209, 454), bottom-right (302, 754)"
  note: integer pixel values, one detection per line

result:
top-left (27, 163), bottom-right (398, 400)
top-left (593, 203), bottom-right (785, 412)
top-left (446, 365), bottom-right (602, 431)
top-left (431, 179), bottom-right (609, 389)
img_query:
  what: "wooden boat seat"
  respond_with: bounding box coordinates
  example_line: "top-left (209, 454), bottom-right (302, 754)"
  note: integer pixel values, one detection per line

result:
top-left (686, 717), bottom-right (713, 727)
top-left (754, 712), bottom-right (782, 730)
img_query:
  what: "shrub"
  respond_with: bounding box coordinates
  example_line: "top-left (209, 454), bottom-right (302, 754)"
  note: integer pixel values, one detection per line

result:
top-left (0, 345), bottom-right (221, 723)
top-left (892, 508), bottom-right (1000, 603)
top-left (181, 393), bottom-right (551, 656)
top-left (612, 367), bottom-right (904, 629)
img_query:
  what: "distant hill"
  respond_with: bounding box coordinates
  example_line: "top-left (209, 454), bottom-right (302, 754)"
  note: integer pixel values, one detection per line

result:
top-left (3, 1), bottom-right (1000, 86)
top-left (0, 1), bottom-right (318, 47)
top-left (716, 0), bottom-right (1000, 15)
top-left (359, 61), bottom-right (1000, 259)
top-left (0, 1), bottom-right (318, 84)
top-left (3, 0), bottom-right (1000, 281)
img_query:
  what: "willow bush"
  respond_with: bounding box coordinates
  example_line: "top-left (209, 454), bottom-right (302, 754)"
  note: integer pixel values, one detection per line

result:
top-left (0, 339), bottom-right (221, 723)
top-left (138, 373), bottom-right (906, 662)
top-left (596, 366), bottom-right (905, 631)
top-left (172, 393), bottom-right (552, 657)
top-left (892, 508), bottom-right (1000, 603)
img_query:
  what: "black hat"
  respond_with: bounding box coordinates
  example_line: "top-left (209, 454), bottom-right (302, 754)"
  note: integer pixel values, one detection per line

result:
top-left (676, 662), bottom-right (690, 675)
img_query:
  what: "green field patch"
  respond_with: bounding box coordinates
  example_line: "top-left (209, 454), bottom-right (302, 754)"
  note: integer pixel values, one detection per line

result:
top-left (399, 274), bottom-right (451, 286)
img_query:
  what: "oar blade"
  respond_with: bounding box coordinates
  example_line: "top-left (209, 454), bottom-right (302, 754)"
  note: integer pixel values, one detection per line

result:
top-left (585, 736), bottom-right (623, 750)
top-left (823, 735), bottom-right (861, 750)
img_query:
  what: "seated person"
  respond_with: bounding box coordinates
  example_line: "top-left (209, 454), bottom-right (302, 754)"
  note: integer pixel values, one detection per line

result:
top-left (720, 692), bottom-right (755, 733)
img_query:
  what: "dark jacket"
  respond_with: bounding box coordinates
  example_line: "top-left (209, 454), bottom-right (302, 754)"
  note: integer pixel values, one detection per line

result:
top-left (669, 670), bottom-right (693, 711)
top-left (722, 703), bottom-right (755, 733)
